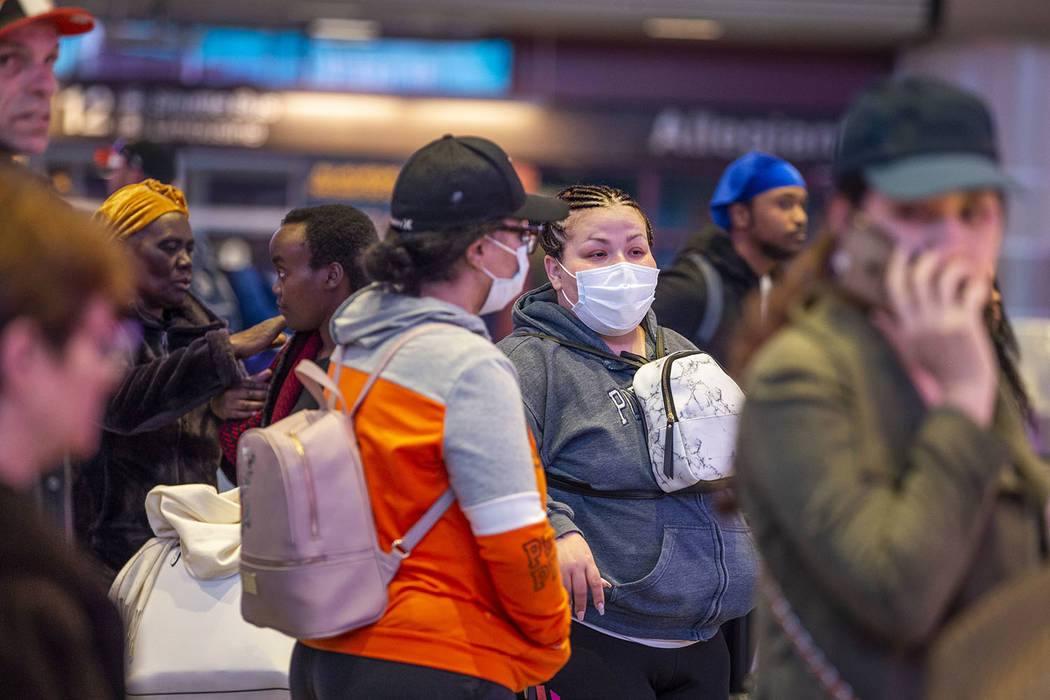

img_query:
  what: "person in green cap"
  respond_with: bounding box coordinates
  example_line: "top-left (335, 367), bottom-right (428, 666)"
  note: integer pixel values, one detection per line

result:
top-left (733, 76), bottom-right (1047, 700)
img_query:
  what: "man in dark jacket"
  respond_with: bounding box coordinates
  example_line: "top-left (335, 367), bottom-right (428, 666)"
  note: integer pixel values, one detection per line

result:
top-left (653, 151), bottom-right (807, 365)
top-left (0, 0), bottom-right (94, 160)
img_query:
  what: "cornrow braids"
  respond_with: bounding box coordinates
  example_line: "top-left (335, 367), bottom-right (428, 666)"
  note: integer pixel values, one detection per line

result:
top-left (541, 184), bottom-right (654, 260)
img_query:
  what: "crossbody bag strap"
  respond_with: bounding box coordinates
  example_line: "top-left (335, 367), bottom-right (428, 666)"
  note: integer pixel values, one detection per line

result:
top-left (761, 575), bottom-right (860, 700)
top-left (518, 332), bottom-right (647, 368)
top-left (545, 472), bottom-right (727, 500)
top-left (518, 328), bottom-right (669, 366)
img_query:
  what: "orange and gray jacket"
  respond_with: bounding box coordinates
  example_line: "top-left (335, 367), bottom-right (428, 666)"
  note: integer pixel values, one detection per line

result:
top-left (303, 285), bottom-right (571, 692)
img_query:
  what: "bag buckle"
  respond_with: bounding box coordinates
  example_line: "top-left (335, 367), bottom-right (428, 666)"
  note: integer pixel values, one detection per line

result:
top-left (390, 539), bottom-right (410, 559)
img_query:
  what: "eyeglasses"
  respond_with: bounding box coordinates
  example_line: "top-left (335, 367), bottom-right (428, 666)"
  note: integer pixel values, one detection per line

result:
top-left (500, 221), bottom-right (548, 254)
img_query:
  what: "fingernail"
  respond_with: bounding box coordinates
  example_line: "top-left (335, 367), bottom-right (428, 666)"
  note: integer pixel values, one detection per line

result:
top-left (576, 611), bottom-right (584, 621)
top-left (597, 603), bottom-right (605, 615)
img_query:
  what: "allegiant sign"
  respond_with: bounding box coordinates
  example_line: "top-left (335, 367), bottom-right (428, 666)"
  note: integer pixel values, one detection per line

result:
top-left (648, 108), bottom-right (838, 163)
top-left (51, 83), bottom-right (842, 166)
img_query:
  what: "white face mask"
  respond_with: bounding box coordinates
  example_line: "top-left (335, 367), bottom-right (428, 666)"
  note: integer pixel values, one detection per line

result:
top-left (558, 260), bottom-right (660, 336)
top-left (478, 235), bottom-right (529, 315)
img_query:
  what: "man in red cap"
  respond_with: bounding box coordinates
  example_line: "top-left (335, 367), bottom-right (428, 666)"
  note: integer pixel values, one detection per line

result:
top-left (0, 0), bottom-right (94, 159)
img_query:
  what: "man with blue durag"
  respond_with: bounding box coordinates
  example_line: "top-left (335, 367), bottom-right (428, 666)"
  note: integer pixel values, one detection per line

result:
top-left (654, 150), bottom-right (808, 366)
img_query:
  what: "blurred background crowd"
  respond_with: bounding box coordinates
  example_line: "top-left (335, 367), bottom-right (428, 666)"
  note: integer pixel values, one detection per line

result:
top-left (19, 0), bottom-right (1050, 415)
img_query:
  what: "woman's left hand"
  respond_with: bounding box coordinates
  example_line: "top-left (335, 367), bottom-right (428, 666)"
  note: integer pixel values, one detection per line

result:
top-left (210, 369), bottom-right (272, 420)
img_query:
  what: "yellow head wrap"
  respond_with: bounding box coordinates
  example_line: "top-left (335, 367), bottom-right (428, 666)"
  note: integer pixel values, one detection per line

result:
top-left (95, 179), bottom-right (189, 240)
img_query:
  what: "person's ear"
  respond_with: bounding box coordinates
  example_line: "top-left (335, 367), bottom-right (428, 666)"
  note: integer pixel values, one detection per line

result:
top-left (728, 202), bottom-right (751, 230)
top-left (464, 237), bottom-right (487, 273)
top-left (0, 320), bottom-right (46, 398)
top-left (324, 262), bottom-right (345, 290)
top-left (544, 255), bottom-right (564, 290)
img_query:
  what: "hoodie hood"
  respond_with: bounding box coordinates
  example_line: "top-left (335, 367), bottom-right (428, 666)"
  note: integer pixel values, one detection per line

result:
top-left (330, 284), bottom-right (491, 349)
top-left (509, 283), bottom-right (659, 362)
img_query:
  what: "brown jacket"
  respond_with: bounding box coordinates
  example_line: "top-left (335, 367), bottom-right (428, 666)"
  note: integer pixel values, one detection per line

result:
top-left (736, 292), bottom-right (1049, 700)
top-left (74, 294), bottom-right (241, 577)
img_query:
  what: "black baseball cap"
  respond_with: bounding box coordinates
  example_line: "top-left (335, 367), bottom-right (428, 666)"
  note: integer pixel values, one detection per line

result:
top-left (0, 0), bottom-right (95, 39)
top-left (835, 76), bottom-right (1011, 199)
top-left (389, 135), bottom-right (569, 232)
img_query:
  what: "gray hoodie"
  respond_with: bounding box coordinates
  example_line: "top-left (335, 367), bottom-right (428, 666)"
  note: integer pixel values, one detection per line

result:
top-left (499, 284), bottom-right (758, 641)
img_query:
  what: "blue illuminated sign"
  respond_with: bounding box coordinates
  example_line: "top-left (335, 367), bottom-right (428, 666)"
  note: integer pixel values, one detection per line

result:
top-left (55, 23), bottom-right (513, 97)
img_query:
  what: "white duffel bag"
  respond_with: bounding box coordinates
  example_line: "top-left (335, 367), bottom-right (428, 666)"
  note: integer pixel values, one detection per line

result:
top-left (110, 485), bottom-right (295, 700)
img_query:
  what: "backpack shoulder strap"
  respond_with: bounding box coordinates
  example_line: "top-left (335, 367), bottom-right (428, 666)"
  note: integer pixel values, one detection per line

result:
top-left (686, 251), bottom-right (724, 346)
top-left (294, 322), bottom-right (450, 417)
top-left (517, 332), bottom-right (647, 369)
top-left (347, 322), bottom-right (447, 419)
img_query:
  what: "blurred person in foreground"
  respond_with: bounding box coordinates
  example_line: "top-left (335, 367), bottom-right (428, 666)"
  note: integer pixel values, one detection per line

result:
top-left (73, 178), bottom-right (286, 579)
top-left (215, 204), bottom-right (378, 473)
top-left (733, 76), bottom-right (1049, 700)
top-left (289, 135), bottom-right (571, 699)
top-left (0, 0), bottom-right (94, 160)
top-left (499, 185), bottom-right (757, 699)
top-left (653, 151), bottom-right (808, 366)
top-left (0, 168), bottom-right (129, 698)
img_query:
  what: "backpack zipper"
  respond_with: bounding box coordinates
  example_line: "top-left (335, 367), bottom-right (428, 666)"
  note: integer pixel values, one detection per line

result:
top-left (240, 551), bottom-right (329, 568)
top-left (288, 431), bottom-right (320, 539)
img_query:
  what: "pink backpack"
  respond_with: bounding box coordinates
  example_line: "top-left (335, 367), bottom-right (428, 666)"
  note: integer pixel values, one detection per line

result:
top-left (237, 323), bottom-right (453, 639)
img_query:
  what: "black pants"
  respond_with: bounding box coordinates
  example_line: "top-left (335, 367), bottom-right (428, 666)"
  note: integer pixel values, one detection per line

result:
top-left (544, 623), bottom-right (729, 700)
top-left (290, 642), bottom-right (515, 700)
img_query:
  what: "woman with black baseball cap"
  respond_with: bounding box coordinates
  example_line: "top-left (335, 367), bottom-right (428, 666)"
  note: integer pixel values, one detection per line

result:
top-left (732, 77), bottom-right (1049, 699)
top-left (288, 135), bottom-right (572, 699)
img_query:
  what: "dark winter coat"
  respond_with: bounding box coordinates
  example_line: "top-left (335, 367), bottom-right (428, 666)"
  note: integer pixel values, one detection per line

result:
top-left (652, 225), bottom-right (759, 366)
top-left (74, 294), bottom-right (241, 577)
top-left (0, 484), bottom-right (125, 699)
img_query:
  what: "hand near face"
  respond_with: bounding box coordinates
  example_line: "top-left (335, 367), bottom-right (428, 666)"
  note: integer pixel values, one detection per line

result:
top-left (229, 316), bottom-right (287, 359)
top-left (209, 369), bottom-right (273, 421)
top-left (882, 248), bottom-right (997, 426)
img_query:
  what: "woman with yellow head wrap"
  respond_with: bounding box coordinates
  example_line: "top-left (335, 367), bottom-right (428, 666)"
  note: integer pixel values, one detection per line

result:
top-left (75, 180), bottom-right (286, 578)
top-left (95, 179), bottom-right (194, 316)
top-left (95, 178), bottom-right (189, 240)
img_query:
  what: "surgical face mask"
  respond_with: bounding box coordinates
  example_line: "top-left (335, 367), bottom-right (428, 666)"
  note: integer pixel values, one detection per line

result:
top-left (478, 235), bottom-right (529, 315)
top-left (558, 260), bottom-right (659, 336)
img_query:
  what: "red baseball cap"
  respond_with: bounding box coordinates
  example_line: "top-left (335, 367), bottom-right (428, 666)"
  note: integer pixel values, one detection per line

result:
top-left (0, 0), bottom-right (95, 39)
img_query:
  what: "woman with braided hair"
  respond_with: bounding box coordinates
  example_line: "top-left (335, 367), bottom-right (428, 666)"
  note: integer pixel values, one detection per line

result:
top-left (498, 184), bottom-right (758, 699)
top-left (73, 179), bottom-right (286, 578)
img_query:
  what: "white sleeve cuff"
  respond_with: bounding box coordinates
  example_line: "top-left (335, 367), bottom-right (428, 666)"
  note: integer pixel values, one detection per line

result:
top-left (461, 491), bottom-right (546, 536)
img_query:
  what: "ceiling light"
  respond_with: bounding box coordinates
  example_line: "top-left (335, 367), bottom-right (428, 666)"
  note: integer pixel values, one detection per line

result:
top-left (309, 18), bottom-right (380, 42)
top-left (643, 18), bottom-right (725, 41)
